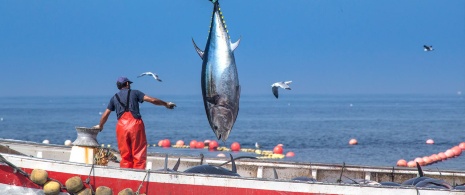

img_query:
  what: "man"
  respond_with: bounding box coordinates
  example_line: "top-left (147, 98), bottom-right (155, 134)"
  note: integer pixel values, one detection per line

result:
top-left (96, 76), bottom-right (176, 169)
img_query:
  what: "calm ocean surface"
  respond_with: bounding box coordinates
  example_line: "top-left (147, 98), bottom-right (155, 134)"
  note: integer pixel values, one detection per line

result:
top-left (1, 94), bottom-right (464, 171)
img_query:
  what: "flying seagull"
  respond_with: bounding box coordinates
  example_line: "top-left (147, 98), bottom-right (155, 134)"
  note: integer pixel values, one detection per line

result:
top-left (137, 72), bottom-right (162, 82)
top-left (423, 45), bottom-right (434, 52)
top-left (271, 81), bottom-right (292, 99)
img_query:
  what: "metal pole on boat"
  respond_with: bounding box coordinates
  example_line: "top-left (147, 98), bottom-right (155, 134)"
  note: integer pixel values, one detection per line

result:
top-left (0, 154), bottom-right (29, 178)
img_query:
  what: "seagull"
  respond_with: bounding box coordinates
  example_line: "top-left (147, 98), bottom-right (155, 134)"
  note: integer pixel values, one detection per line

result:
top-left (423, 45), bottom-right (434, 52)
top-left (137, 72), bottom-right (162, 82)
top-left (271, 81), bottom-right (292, 99)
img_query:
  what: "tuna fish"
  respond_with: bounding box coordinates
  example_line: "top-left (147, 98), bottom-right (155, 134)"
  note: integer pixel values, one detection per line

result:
top-left (192, 0), bottom-right (241, 142)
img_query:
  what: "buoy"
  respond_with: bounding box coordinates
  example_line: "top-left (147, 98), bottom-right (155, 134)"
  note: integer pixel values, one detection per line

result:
top-left (396, 159), bottom-right (407, 167)
top-left (285, 151), bottom-right (295, 157)
top-left (175, 140), bottom-right (184, 146)
top-left (209, 140), bottom-right (219, 150)
top-left (204, 139), bottom-right (211, 147)
top-left (30, 169), bottom-right (48, 185)
top-left (459, 142), bottom-right (465, 150)
top-left (43, 181), bottom-right (61, 195)
top-left (349, 139), bottom-right (358, 145)
top-left (445, 149), bottom-right (455, 158)
top-left (438, 152), bottom-right (447, 160)
top-left (217, 153), bottom-right (226, 157)
top-left (422, 156), bottom-right (432, 165)
top-left (231, 142), bottom-right (241, 151)
top-left (196, 141), bottom-right (205, 149)
top-left (42, 140), bottom-right (50, 144)
top-left (96, 186), bottom-right (113, 195)
top-left (273, 146), bottom-right (283, 154)
top-left (162, 139), bottom-right (171, 148)
top-left (158, 140), bottom-right (163, 147)
top-left (118, 188), bottom-right (134, 195)
top-left (414, 157), bottom-right (425, 166)
top-left (429, 154), bottom-right (439, 162)
top-left (426, 139), bottom-right (434, 144)
top-left (452, 146), bottom-right (462, 156)
top-left (407, 161), bottom-right (416, 167)
top-left (189, 140), bottom-right (197, 148)
top-left (65, 176), bottom-right (84, 193)
top-left (255, 149), bottom-right (262, 155)
top-left (77, 188), bottom-right (92, 195)
top-left (64, 140), bottom-right (72, 146)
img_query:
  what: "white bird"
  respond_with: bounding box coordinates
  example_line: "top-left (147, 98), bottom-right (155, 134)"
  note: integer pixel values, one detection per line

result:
top-left (271, 81), bottom-right (292, 99)
top-left (255, 142), bottom-right (260, 149)
top-left (137, 72), bottom-right (162, 82)
top-left (423, 45), bottom-right (434, 52)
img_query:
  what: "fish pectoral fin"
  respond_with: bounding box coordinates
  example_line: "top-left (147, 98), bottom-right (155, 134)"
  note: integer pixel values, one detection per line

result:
top-left (230, 36), bottom-right (241, 52)
top-left (192, 38), bottom-right (204, 59)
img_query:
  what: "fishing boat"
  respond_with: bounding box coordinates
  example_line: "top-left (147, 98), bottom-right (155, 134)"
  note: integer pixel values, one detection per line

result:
top-left (1, 136), bottom-right (465, 195)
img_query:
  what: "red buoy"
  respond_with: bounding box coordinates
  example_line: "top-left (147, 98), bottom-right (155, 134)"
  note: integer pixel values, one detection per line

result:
top-left (459, 142), bottom-right (465, 150)
top-left (414, 157), bottom-right (425, 166)
top-left (422, 156), bottom-right (432, 165)
top-left (396, 159), bottom-right (407, 167)
top-left (162, 139), bottom-right (171, 148)
top-left (437, 152), bottom-right (447, 160)
top-left (176, 140), bottom-right (184, 146)
top-left (445, 149), bottom-right (455, 158)
top-left (285, 151), bottom-right (295, 157)
top-left (273, 146), bottom-right (283, 154)
top-left (407, 161), bottom-right (416, 167)
top-left (189, 140), bottom-right (197, 149)
top-left (451, 146), bottom-right (461, 157)
top-left (196, 141), bottom-right (205, 149)
top-left (231, 142), bottom-right (241, 151)
top-left (158, 140), bottom-right (164, 147)
top-left (209, 140), bottom-right (219, 150)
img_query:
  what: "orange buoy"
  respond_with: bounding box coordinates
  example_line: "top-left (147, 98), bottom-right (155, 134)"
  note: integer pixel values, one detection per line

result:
top-left (231, 142), bottom-right (241, 151)
top-left (189, 140), bottom-right (198, 149)
top-left (445, 149), bottom-right (455, 158)
top-left (422, 156), bottom-right (432, 165)
top-left (426, 139), bottom-right (434, 144)
top-left (273, 146), bottom-right (283, 154)
top-left (285, 151), bottom-right (295, 157)
top-left (158, 140), bottom-right (164, 147)
top-left (176, 140), bottom-right (184, 146)
top-left (407, 161), bottom-right (416, 167)
top-left (349, 139), bottom-right (358, 145)
top-left (429, 154), bottom-right (439, 162)
top-left (414, 157), bottom-right (425, 166)
top-left (452, 146), bottom-right (462, 156)
top-left (396, 159), bottom-right (407, 167)
top-left (459, 142), bottom-right (465, 150)
top-left (437, 152), bottom-right (447, 160)
top-left (162, 139), bottom-right (171, 148)
top-left (196, 141), bottom-right (205, 149)
top-left (209, 140), bottom-right (219, 150)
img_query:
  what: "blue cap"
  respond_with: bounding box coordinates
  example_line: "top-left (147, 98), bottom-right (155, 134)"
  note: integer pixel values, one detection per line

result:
top-left (117, 76), bottom-right (133, 84)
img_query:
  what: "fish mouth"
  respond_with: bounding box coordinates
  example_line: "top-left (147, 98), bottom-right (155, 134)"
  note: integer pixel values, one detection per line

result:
top-left (210, 106), bottom-right (233, 142)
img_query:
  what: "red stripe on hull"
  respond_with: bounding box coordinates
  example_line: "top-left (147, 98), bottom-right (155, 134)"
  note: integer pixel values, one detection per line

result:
top-left (0, 165), bottom-right (338, 195)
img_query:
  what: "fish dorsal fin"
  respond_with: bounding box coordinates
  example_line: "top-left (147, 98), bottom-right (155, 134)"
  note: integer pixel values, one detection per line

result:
top-left (230, 37), bottom-right (241, 52)
top-left (173, 158), bottom-right (181, 171)
top-left (416, 162), bottom-right (424, 177)
top-left (192, 38), bottom-right (204, 59)
top-left (200, 153), bottom-right (204, 165)
top-left (164, 154), bottom-right (168, 171)
top-left (230, 154), bottom-right (237, 173)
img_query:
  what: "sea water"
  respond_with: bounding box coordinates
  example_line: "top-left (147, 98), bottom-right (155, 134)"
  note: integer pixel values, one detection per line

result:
top-left (0, 94), bottom-right (464, 171)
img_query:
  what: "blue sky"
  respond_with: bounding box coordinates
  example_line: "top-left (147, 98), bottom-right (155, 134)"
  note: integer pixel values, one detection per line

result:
top-left (0, 0), bottom-right (464, 97)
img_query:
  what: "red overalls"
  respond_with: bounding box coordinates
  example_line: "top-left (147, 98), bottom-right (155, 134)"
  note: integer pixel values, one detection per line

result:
top-left (115, 90), bottom-right (147, 169)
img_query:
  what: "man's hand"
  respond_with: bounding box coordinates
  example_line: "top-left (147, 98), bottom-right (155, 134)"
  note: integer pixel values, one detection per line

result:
top-left (93, 125), bottom-right (103, 131)
top-left (165, 102), bottom-right (176, 109)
